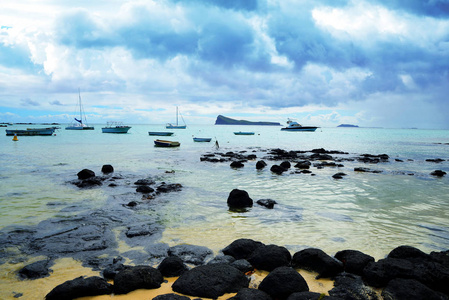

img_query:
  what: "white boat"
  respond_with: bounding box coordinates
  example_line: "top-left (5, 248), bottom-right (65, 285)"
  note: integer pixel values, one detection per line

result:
top-left (281, 119), bottom-right (318, 132)
top-left (102, 122), bottom-right (131, 133)
top-left (5, 127), bottom-right (55, 136)
top-left (166, 106), bottom-right (186, 129)
top-left (66, 89), bottom-right (94, 130)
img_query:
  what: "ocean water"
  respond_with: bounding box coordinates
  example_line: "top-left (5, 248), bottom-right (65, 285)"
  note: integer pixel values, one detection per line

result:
top-left (1, 124), bottom-right (449, 298)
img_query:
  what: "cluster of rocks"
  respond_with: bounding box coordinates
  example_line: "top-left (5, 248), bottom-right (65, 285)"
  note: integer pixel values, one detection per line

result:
top-left (200, 148), bottom-right (448, 178)
top-left (44, 238), bottom-right (449, 299)
top-left (71, 165), bottom-right (183, 204)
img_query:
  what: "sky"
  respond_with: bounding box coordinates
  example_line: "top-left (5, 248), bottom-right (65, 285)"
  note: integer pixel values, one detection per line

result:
top-left (1, 0), bottom-right (449, 129)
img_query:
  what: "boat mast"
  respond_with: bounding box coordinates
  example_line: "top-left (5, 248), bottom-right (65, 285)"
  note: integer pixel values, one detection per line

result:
top-left (176, 106), bottom-right (179, 126)
top-left (78, 88), bottom-right (82, 124)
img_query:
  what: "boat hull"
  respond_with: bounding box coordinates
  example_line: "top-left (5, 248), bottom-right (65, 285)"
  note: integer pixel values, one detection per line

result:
top-left (6, 128), bottom-right (55, 136)
top-left (154, 139), bottom-right (180, 147)
top-left (65, 126), bottom-right (94, 130)
top-left (166, 124), bottom-right (186, 129)
top-left (281, 127), bottom-right (318, 132)
top-left (234, 132), bottom-right (255, 135)
top-left (193, 137), bottom-right (212, 142)
top-left (102, 126), bottom-right (131, 133)
top-left (148, 132), bottom-right (174, 136)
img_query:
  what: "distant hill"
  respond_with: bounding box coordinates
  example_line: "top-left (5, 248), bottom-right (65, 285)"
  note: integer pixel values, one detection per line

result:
top-left (337, 124), bottom-right (359, 128)
top-left (215, 115), bottom-right (281, 126)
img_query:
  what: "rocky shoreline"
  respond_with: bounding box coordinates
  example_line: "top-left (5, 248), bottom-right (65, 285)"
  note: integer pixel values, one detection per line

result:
top-left (44, 240), bottom-right (449, 299)
top-left (1, 147), bottom-right (447, 299)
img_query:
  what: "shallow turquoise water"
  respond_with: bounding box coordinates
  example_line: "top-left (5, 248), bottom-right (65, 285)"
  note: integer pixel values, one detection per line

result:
top-left (1, 124), bottom-right (448, 260)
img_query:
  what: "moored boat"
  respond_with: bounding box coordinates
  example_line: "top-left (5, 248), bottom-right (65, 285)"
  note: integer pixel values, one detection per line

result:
top-left (6, 127), bottom-right (55, 136)
top-left (234, 131), bottom-right (255, 135)
top-left (281, 119), bottom-right (319, 132)
top-left (166, 106), bottom-right (187, 129)
top-left (154, 139), bottom-right (180, 147)
top-left (101, 122), bottom-right (131, 133)
top-left (148, 131), bottom-right (174, 136)
top-left (66, 89), bottom-right (95, 130)
top-left (193, 137), bottom-right (212, 142)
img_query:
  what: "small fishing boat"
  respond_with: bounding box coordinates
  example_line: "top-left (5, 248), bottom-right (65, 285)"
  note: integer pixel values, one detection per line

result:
top-left (281, 119), bottom-right (319, 132)
top-left (6, 127), bottom-right (55, 136)
top-left (193, 137), bottom-right (212, 142)
top-left (148, 131), bottom-right (174, 136)
top-left (154, 139), bottom-right (180, 147)
top-left (66, 89), bottom-right (94, 130)
top-left (166, 106), bottom-right (187, 129)
top-left (102, 122), bottom-right (131, 133)
top-left (234, 131), bottom-right (255, 135)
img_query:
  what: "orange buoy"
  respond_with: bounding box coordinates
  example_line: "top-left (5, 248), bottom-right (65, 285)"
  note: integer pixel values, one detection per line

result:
top-left (12, 134), bottom-right (18, 141)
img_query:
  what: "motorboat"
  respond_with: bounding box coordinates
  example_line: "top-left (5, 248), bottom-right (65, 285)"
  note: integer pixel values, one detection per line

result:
top-left (6, 127), bottom-right (55, 136)
top-left (102, 122), bottom-right (131, 133)
top-left (281, 119), bottom-right (318, 132)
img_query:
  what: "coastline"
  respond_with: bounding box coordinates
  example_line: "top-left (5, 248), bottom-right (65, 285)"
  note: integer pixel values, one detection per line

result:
top-left (1, 138), bottom-right (448, 299)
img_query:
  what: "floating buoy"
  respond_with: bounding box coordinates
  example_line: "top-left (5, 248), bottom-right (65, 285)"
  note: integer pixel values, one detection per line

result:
top-left (12, 134), bottom-right (18, 141)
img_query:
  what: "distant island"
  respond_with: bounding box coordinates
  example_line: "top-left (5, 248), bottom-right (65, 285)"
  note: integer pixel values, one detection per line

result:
top-left (215, 115), bottom-right (281, 126)
top-left (337, 124), bottom-right (359, 128)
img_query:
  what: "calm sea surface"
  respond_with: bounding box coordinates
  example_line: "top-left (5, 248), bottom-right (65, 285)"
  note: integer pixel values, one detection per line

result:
top-left (1, 124), bottom-right (448, 298)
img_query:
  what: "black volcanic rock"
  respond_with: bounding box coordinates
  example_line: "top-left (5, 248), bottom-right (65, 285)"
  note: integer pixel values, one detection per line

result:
top-left (258, 266), bottom-right (309, 299)
top-left (222, 238), bottom-right (264, 260)
top-left (227, 189), bottom-right (253, 209)
top-left (172, 264), bottom-right (250, 298)
top-left (248, 244), bottom-right (291, 271)
top-left (45, 276), bottom-right (113, 300)
top-left (292, 248), bottom-right (343, 279)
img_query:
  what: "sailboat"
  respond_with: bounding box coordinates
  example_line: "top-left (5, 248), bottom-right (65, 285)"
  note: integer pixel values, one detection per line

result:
top-left (65, 89), bottom-right (94, 130)
top-left (166, 106), bottom-right (186, 129)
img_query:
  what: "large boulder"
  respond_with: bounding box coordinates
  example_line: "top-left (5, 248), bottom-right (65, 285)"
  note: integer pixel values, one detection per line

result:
top-left (172, 264), bottom-right (250, 298)
top-left (334, 249), bottom-right (375, 275)
top-left (227, 189), bottom-right (253, 209)
top-left (248, 244), bottom-right (291, 272)
top-left (158, 256), bottom-right (189, 277)
top-left (113, 266), bottom-right (163, 294)
top-left (45, 276), bottom-right (113, 300)
top-left (258, 266), bottom-right (309, 299)
top-left (77, 169), bottom-right (95, 180)
top-left (363, 246), bottom-right (449, 294)
top-left (222, 238), bottom-right (264, 260)
top-left (292, 248), bottom-right (343, 278)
